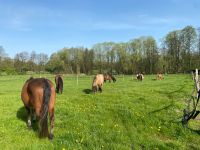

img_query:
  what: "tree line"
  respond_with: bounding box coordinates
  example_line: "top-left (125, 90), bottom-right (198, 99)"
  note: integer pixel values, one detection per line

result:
top-left (0, 25), bottom-right (200, 75)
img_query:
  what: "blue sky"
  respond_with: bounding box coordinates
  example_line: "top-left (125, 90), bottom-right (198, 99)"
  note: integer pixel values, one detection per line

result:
top-left (0, 0), bottom-right (200, 57)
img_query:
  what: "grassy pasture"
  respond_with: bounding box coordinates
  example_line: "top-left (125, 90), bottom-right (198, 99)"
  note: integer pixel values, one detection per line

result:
top-left (0, 74), bottom-right (200, 150)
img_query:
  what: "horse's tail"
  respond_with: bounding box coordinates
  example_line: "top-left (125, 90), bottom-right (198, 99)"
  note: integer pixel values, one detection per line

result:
top-left (39, 79), bottom-right (51, 138)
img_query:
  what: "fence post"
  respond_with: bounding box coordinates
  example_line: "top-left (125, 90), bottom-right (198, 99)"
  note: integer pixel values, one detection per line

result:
top-left (195, 69), bottom-right (199, 92)
top-left (76, 74), bottom-right (79, 86)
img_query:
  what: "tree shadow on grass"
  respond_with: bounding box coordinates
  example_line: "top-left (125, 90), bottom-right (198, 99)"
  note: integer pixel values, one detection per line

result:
top-left (148, 103), bottom-right (174, 114)
top-left (190, 129), bottom-right (200, 135)
top-left (83, 89), bottom-right (92, 94)
top-left (17, 106), bottom-right (38, 132)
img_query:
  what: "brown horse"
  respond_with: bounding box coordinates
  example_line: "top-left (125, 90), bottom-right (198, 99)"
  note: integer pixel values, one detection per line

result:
top-left (55, 74), bottom-right (63, 94)
top-left (92, 74), bottom-right (104, 93)
top-left (157, 73), bottom-right (164, 80)
top-left (21, 77), bottom-right (56, 139)
top-left (104, 73), bottom-right (116, 83)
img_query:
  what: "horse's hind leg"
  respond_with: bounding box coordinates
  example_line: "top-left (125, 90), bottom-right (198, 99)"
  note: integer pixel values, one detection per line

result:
top-left (25, 106), bottom-right (32, 129)
top-left (49, 108), bottom-right (55, 140)
top-left (99, 86), bottom-right (102, 93)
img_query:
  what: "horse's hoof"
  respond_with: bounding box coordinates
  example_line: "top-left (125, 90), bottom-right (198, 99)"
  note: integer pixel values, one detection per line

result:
top-left (49, 134), bottom-right (54, 140)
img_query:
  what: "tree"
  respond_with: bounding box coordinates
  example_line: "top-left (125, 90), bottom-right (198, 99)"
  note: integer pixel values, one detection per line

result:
top-left (115, 43), bottom-right (129, 74)
top-left (46, 53), bottom-right (65, 73)
top-left (128, 37), bottom-right (145, 73)
top-left (37, 53), bottom-right (49, 72)
top-left (180, 26), bottom-right (197, 71)
top-left (0, 46), bottom-right (7, 62)
top-left (14, 52), bottom-right (29, 73)
top-left (164, 30), bottom-right (182, 73)
top-left (143, 36), bottom-right (158, 74)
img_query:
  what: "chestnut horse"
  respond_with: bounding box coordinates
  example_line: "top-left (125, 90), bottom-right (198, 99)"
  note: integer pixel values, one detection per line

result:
top-left (92, 74), bottom-right (104, 93)
top-left (55, 74), bottom-right (63, 94)
top-left (21, 77), bottom-right (56, 139)
top-left (104, 73), bottom-right (116, 83)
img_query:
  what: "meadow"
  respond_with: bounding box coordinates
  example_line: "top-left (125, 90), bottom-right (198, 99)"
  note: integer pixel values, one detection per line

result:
top-left (0, 74), bottom-right (200, 150)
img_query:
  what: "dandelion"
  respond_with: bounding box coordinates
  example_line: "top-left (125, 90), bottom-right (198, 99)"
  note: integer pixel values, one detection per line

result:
top-left (100, 123), bottom-right (104, 126)
top-left (114, 124), bottom-right (118, 127)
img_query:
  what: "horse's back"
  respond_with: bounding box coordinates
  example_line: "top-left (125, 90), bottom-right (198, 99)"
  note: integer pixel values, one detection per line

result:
top-left (21, 78), bottom-right (55, 108)
top-left (95, 74), bottom-right (104, 85)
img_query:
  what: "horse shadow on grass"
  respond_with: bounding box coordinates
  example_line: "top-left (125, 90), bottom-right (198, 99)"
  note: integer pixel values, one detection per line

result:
top-left (82, 89), bottom-right (93, 94)
top-left (148, 102), bottom-right (174, 114)
top-left (17, 106), bottom-right (38, 132)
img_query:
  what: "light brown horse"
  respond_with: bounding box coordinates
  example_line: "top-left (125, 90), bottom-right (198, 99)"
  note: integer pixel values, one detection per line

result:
top-left (157, 73), bottom-right (164, 80)
top-left (92, 74), bottom-right (104, 93)
top-left (21, 77), bottom-right (56, 139)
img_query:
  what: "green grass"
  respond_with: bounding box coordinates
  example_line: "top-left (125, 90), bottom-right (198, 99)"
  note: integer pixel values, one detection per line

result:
top-left (0, 74), bottom-right (200, 150)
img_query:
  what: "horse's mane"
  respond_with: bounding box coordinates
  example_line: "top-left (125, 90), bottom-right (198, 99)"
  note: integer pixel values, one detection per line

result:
top-left (26, 77), bottom-right (34, 83)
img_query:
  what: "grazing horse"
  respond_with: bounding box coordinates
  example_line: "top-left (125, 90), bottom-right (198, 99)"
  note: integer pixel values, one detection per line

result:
top-left (21, 77), bottom-right (56, 139)
top-left (136, 73), bottom-right (144, 81)
top-left (55, 74), bottom-right (63, 94)
top-left (104, 73), bottom-right (116, 83)
top-left (92, 74), bottom-right (104, 93)
top-left (157, 73), bottom-right (164, 80)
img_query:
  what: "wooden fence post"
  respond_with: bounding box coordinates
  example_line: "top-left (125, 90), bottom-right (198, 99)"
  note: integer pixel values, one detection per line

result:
top-left (194, 69), bottom-right (200, 101)
top-left (195, 69), bottom-right (199, 92)
top-left (76, 74), bottom-right (79, 86)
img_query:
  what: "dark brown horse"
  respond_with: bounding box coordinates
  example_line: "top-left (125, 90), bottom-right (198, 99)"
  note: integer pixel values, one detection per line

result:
top-left (104, 73), bottom-right (116, 83)
top-left (55, 74), bottom-right (63, 94)
top-left (21, 77), bottom-right (56, 139)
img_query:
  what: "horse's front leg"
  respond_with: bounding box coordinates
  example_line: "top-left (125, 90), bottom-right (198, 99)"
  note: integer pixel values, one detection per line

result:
top-left (31, 108), bottom-right (36, 121)
top-left (99, 86), bottom-right (102, 93)
top-left (49, 109), bottom-right (55, 140)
